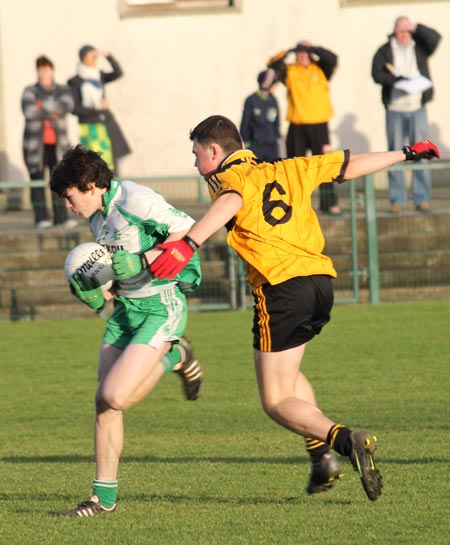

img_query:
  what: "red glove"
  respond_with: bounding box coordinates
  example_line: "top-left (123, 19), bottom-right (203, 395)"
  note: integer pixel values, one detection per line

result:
top-left (150, 236), bottom-right (199, 279)
top-left (403, 139), bottom-right (440, 161)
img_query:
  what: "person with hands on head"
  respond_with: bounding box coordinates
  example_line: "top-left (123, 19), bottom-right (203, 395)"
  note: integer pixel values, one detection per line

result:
top-left (150, 115), bottom-right (439, 501)
top-left (49, 144), bottom-right (203, 517)
top-left (268, 40), bottom-right (340, 215)
top-left (68, 45), bottom-right (130, 174)
top-left (371, 17), bottom-right (441, 213)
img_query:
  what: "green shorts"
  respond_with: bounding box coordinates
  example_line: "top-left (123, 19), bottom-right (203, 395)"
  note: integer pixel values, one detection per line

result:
top-left (102, 286), bottom-right (188, 349)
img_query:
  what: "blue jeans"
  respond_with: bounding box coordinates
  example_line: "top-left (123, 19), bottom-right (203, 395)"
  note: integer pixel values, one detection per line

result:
top-left (386, 108), bottom-right (431, 206)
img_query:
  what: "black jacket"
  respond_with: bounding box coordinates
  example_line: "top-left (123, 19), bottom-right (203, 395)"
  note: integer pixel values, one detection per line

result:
top-left (371, 23), bottom-right (441, 109)
top-left (67, 55), bottom-right (130, 160)
top-left (67, 55), bottom-right (123, 124)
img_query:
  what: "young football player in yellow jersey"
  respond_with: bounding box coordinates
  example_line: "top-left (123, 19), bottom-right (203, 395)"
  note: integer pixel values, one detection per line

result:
top-left (148, 115), bottom-right (439, 501)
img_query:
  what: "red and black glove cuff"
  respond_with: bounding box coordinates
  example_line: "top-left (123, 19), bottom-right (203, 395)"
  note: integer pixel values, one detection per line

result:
top-left (402, 145), bottom-right (418, 161)
top-left (403, 139), bottom-right (440, 161)
top-left (183, 235), bottom-right (200, 252)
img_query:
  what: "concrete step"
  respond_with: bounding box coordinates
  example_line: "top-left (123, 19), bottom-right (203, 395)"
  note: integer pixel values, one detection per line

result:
top-left (0, 284), bottom-right (72, 307)
top-left (0, 269), bottom-right (66, 290)
top-left (0, 228), bottom-right (91, 252)
top-left (332, 248), bottom-right (450, 271)
top-left (378, 284), bottom-right (450, 303)
top-left (6, 301), bottom-right (95, 322)
top-left (1, 207), bottom-right (450, 320)
top-left (377, 232), bottom-right (450, 253)
top-left (380, 268), bottom-right (450, 288)
top-left (376, 212), bottom-right (450, 235)
top-left (379, 250), bottom-right (450, 271)
top-left (0, 250), bottom-right (68, 271)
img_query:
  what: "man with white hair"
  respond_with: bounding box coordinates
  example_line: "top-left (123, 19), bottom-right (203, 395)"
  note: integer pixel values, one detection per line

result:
top-left (372, 17), bottom-right (441, 213)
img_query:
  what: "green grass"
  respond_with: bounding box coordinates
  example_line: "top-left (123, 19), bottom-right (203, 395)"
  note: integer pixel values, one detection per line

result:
top-left (1, 300), bottom-right (449, 544)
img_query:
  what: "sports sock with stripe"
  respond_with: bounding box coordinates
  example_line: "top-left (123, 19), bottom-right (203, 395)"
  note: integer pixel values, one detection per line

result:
top-left (161, 346), bottom-right (182, 374)
top-left (305, 437), bottom-right (330, 464)
top-left (93, 479), bottom-right (118, 508)
top-left (327, 424), bottom-right (353, 457)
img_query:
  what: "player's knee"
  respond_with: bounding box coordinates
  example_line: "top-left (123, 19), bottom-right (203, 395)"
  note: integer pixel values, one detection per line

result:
top-left (96, 390), bottom-right (128, 412)
top-left (260, 399), bottom-right (278, 421)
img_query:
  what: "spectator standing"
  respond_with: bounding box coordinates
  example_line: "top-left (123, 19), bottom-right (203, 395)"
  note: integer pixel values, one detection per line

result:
top-left (68, 46), bottom-right (130, 174)
top-left (240, 68), bottom-right (280, 162)
top-left (372, 17), bottom-right (441, 213)
top-left (268, 41), bottom-right (341, 215)
top-left (21, 55), bottom-right (76, 229)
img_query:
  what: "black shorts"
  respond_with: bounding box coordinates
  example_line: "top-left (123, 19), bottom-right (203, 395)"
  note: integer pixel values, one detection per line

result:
top-left (286, 122), bottom-right (329, 157)
top-left (252, 275), bottom-right (334, 352)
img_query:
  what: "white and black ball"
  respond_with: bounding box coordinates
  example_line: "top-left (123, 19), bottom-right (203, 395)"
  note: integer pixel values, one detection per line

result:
top-left (64, 242), bottom-right (114, 291)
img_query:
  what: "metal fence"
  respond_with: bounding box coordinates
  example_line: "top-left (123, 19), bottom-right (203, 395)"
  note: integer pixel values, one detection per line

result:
top-left (363, 160), bottom-right (450, 303)
top-left (0, 161), bottom-right (449, 321)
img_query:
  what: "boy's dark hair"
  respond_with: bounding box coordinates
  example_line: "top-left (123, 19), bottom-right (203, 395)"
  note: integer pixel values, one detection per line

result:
top-left (50, 145), bottom-right (114, 196)
top-left (190, 115), bottom-right (242, 154)
top-left (36, 55), bottom-right (54, 70)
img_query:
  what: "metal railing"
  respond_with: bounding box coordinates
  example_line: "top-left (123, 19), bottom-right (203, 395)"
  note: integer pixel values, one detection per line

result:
top-left (1, 161), bottom-right (449, 320)
top-left (363, 160), bottom-right (450, 304)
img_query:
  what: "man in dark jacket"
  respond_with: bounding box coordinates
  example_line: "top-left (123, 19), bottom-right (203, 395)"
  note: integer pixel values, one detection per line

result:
top-left (372, 17), bottom-right (441, 213)
top-left (68, 46), bottom-right (130, 174)
top-left (240, 68), bottom-right (280, 162)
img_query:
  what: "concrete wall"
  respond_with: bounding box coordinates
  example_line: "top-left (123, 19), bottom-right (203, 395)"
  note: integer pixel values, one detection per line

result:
top-left (1, 0), bottom-right (449, 182)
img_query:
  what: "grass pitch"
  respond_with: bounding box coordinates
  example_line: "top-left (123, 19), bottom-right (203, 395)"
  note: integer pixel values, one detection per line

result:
top-left (0, 300), bottom-right (449, 544)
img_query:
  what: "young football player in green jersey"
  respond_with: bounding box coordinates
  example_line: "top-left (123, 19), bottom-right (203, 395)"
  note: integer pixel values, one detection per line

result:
top-left (49, 145), bottom-right (203, 516)
top-left (148, 115), bottom-right (439, 502)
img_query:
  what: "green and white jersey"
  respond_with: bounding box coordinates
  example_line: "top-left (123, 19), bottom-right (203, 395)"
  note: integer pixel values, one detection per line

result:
top-left (89, 180), bottom-right (201, 298)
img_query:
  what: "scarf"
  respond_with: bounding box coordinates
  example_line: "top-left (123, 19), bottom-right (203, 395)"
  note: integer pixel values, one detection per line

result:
top-left (77, 62), bottom-right (103, 109)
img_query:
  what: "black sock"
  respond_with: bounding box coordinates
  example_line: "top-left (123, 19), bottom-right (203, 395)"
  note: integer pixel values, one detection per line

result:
top-left (326, 424), bottom-right (352, 457)
top-left (305, 437), bottom-right (330, 464)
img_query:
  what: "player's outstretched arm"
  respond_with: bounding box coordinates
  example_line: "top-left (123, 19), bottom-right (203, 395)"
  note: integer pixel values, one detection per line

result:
top-left (150, 192), bottom-right (243, 279)
top-left (344, 140), bottom-right (440, 180)
top-left (187, 192), bottom-right (243, 246)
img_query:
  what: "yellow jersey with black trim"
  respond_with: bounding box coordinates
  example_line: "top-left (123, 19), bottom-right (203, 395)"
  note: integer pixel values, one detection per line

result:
top-left (205, 149), bottom-right (349, 288)
top-left (285, 63), bottom-right (333, 125)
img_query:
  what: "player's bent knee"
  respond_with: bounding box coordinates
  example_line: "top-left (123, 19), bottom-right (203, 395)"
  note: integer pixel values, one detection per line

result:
top-left (260, 399), bottom-right (278, 420)
top-left (95, 390), bottom-right (129, 412)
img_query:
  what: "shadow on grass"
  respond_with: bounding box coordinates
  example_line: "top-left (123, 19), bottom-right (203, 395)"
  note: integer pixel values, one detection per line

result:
top-left (123, 492), bottom-right (353, 506)
top-left (0, 454), bottom-right (309, 464)
top-left (0, 491), bottom-right (353, 508)
top-left (1, 454), bottom-right (450, 465)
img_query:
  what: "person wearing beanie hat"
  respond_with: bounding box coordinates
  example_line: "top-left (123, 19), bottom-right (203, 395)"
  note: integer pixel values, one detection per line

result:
top-left (240, 68), bottom-right (280, 162)
top-left (268, 41), bottom-right (341, 215)
top-left (78, 44), bottom-right (95, 61)
top-left (67, 46), bottom-right (130, 174)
